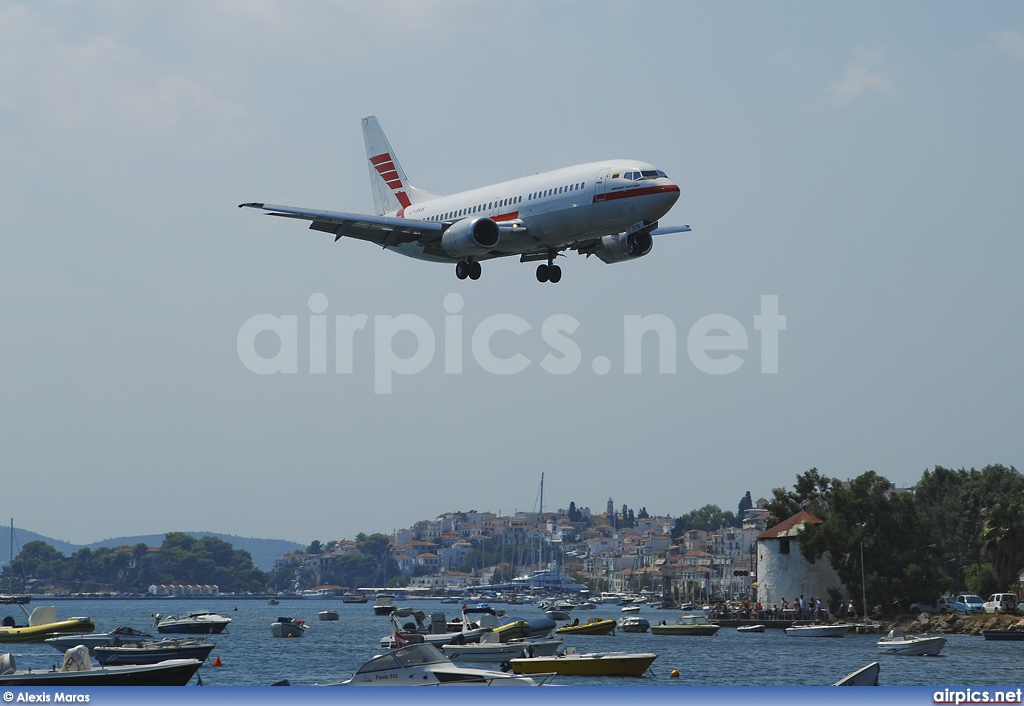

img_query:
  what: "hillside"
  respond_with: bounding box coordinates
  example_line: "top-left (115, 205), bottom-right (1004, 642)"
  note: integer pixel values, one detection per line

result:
top-left (0, 526), bottom-right (301, 573)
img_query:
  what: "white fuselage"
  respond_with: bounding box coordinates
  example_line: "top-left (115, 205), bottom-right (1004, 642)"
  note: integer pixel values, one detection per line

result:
top-left (393, 159), bottom-right (680, 262)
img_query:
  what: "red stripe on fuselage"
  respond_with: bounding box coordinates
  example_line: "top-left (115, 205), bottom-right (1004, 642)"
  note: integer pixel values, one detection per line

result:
top-left (592, 183), bottom-right (679, 203)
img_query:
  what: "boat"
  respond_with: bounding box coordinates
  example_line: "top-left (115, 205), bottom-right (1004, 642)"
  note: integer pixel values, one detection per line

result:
top-left (509, 646), bottom-right (657, 678)
top-left (545, 609), bottom-right (571, 621)
top-left (0, 605), bottom-right (95, 643)
top-left (341, 592), bottom-right (369, 603)
top-left (441, 632), bottom-right (563, 663)
top-left (330, 642), bottom-right (553, 685)
top-left (555, 617), bottom-right (616, 635)
top-left (620, 604), bottom-right (641, 613)
top-left (373, 594), bottom-right (397, 615)
top-left (651, 614), bottom-right (720, 636)
top-left (834, 661), bottom-right (880, 686)
top-left (318, 609), bottom-right (340, 621)
top-left (92, 638), bottom-right (216, 666)
top-left (618, 616), bottom-right (650, 633)
top-left (0, 648), bottom-right (201, 686)
top-left (784, 624), bottom-right (851, 638)
top-left (44, 626), bottom-right (154, 652)
top-left (301, 588), bottom-right (336, 598)
top-left (737, 624), bottom-right (766, 633)
top-left (380, 608), bottom-right (493, 649)
top-left (983, 630), bottom-right (1024, 641)
top-left (876, 629), bottom-right (947, 656)
top-left (155, 612), bottom-right (231, 634)
top-left (267, 597), bottom-right (280, 605)
top-left (271, 617), bottom-right (309, 637)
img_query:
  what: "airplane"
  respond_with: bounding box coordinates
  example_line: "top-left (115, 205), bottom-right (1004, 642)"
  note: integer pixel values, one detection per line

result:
top-left (239, 115), bottom-right (690, 283)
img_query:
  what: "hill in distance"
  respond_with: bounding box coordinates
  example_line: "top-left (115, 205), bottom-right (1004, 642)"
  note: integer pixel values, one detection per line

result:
top-left (0, 525), bottom-right (302, 573)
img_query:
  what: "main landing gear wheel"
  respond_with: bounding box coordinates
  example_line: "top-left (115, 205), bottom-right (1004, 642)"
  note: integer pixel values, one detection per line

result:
top-left (536, 263), bottom-right (561, 283)
top-left (456, 261), bottom-right (481, 280)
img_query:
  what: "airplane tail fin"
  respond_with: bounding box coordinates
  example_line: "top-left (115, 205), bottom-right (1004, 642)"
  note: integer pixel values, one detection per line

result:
top-left (362, 115), bottom-right (438, 216)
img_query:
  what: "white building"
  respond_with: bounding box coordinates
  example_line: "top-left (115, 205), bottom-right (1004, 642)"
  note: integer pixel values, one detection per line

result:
top-left (755, 511), bottom-right (843, 610)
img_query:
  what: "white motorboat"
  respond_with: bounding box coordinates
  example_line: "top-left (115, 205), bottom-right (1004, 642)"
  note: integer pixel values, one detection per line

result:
top-left (736, 624), bottom-right (766, 633)
top-left (618, 616), bottom-right (650, 633)
top-left (154, 612), bottom-right (231, 634)
top-left (379, 608), bottom-right (492, 649)
top-left (271, 617), bottom-right (309, 638)
top-left (44, 626), bottom-right (154, 651)
top-left (0, 648), bottom-right (201, 686)
top-left (318, 609), bottom-right (340, 621)
top-left (330, 642), bottom-right (553, 685)
top-left (876, 629), bottom-right (947, 656)
top-left (373, 594), bottom-right (397, 616)
top-left (784, 624), bottom-right (851, 638)
top-left (441, 632), bottom-right (562, 663)
top-left (834, 661), bottom-right (880, 686)
top-left (620, 604), bottom-right (641, 613)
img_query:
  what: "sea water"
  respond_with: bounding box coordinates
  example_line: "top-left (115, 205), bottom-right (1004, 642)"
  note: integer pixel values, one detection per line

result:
top-left (1, 599), bottom-right (1018, 687)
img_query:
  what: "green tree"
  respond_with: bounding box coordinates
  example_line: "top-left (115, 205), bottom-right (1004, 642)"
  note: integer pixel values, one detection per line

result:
top-left (799, 471), bottom-right (946, 616)
top-left (672, 505), bottom-right (739, 536)
top-left (765, 468), bottom-right (840, 526)
top-left (981, 498), bottom-right (1024, 589)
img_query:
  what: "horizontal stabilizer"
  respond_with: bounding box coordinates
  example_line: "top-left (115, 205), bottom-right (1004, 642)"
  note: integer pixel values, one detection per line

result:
top-left (651, 225), bottom-right (692, 235)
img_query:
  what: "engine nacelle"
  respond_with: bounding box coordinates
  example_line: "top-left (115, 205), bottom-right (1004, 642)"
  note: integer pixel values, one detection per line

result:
top-left (441, 217), bottom-right (500, 257)
top-left (594, 230), bottom-right (653, 264)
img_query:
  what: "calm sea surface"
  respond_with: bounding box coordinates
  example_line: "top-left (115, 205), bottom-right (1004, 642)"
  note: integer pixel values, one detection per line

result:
top-left (2, 599), bottom-right (1020, 687)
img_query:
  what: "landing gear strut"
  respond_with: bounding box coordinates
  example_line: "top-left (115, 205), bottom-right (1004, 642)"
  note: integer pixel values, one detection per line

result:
top-left (456, 261), bottom-right (481, 280)
top-left (536, 257), bottom-right (561, 284)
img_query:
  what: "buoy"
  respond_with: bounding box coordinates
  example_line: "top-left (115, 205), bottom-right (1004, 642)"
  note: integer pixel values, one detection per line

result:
top-left (670, 669), bottom-right (680, 678)
top-left (212, 656), bottom-right (223, 667)
top-left (234, 606), bottom-right (238, 611)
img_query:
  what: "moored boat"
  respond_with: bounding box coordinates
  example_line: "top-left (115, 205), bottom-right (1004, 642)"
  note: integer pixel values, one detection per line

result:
top-left (509, 646), bottom-right (657, 678)
top-left (0, 605), bottom-right (94, 643)
top-left (834, 661), bottom-right (880, 686)
top-left (373, 594), bottom-right (397, 615)
top-left (155, 612), bottom-right (231, 634)
top-left (982, 630), bottom-right (1024, 641)
top-left (0, 648), bottom-right (201, 686)
top-left (737, 624), bottom-right (766, 633)
top-left (555, 617), bottom-right (616, 635)
top-left (92, 638), bottom-right (216, 666)
top-left (45, 626), bottom-right (154, 652)
top-left (784, 623), bottom-right (851, 638)
top-left (876, 629), bottom-right (946, 656)
top-left (271, 617), bottom-right (309, 638)
top-left (618, 616), bottom-right (650, 633)
top-left (331, 642), bottom-right (552, 685)
top-left (318, 609), bottom-right (340, 621)
top-left (651, 614), bottom-right (719, 636)
top-left (441, 632), bottom-right (562, 663)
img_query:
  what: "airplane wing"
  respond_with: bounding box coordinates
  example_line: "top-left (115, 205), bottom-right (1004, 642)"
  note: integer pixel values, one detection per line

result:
top-left (650, 225), bottom-right (692, 235)
top-left (238, 202), bottom-right (444, 248)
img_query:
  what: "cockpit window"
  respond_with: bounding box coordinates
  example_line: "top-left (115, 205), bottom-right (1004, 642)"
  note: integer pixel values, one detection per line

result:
top-left (640, 170), bottom-right (667, 179)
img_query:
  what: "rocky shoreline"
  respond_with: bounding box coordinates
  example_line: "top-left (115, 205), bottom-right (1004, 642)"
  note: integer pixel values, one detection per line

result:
top-left (883, 612), bottom-right (1024, 636)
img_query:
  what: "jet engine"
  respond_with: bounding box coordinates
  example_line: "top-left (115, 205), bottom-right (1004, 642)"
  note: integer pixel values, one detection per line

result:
top-left (441, 217), bottom-right (500, 257)
top-left (594, 230), bottom-right (653, 264)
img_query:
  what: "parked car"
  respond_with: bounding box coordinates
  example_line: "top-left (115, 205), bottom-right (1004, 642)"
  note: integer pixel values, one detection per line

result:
top-left (954, 594), bottom-right (985, 614)
top-left (983, 593), bottom-right (1019, 614)
top-left (909, 596), bottom-right (956, 614)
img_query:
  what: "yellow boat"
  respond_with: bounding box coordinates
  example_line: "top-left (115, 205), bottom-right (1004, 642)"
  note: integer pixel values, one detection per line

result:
top-left (0, 605), bottom-right (95, 643)
top-left (510, 646), bottom-right (657, 677)
top-left (555, 617), bottom-right (616, 635)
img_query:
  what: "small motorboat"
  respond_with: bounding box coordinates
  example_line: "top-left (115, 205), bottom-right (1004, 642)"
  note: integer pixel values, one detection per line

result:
top-left (983, 630), bottom-right (1024, 641)
top-left (318, 609), bottom-right (340, 621)
top-left (785, 624), bottom-right (851, 638)
top-left (876, 629), bottom-right (947, 656)
top-left (651, 614), bottom-right (719, 636)
top-left (509, 646), bottom-right (657, 677)
top-left (271, 617), bottom-right (309, 638)
top-left (267, 597), bottom-right (280, 605)
top-left (834, 661), bottom-right (880, 686)
top-left (545, 609), bottom-right (571, 621)
top-left (373, 594), bottom-right (397, 616)
top-left (555, 618), bottom-right (616, 635)
top-left (618, 616), bottom-right (650, 633)
top-left (155, 612), bottom-right (231, 634)
top-left (441, 632), bottom-right (562, 663)
top-left (45, 626), bottom-right (154, 652)
top-left (737, 624), bottom-right (766, 633)
top-left (92, 638), bottom-right (215, 666)
top-left (341, 593), bottom-right (368, 603)
top-left (331, 642), bottom-right (551, 685)
top-left (620, 604), bottom-right (641, 614)
top-left (0, 605), bottom-right (95, 643)
top-left (0, 648), bottom-right (201, 686)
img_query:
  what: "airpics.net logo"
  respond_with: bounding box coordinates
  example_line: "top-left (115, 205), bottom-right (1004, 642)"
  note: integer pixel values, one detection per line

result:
top-left (236, 294), bottom-right (786, 394)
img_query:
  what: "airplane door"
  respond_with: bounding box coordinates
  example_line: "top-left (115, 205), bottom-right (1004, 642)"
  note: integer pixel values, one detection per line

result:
top-left (594, 168), bottom-right (611, 201)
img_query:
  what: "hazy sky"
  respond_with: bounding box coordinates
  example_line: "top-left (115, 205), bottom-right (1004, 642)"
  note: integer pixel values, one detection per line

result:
top-left (2, 2), bottom-right (1022, 547)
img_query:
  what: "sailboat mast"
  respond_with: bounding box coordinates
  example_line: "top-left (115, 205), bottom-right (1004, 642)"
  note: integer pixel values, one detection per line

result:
top-left (538, 473), bottom-right (544, 570)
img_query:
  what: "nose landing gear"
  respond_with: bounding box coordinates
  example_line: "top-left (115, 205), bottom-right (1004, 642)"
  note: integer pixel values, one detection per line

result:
top-left (536, 258), bottom-right (561, 284)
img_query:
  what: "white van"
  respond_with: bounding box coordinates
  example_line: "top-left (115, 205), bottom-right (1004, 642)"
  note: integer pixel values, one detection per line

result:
top-left (983, 593), bottom-right (1019, 614)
